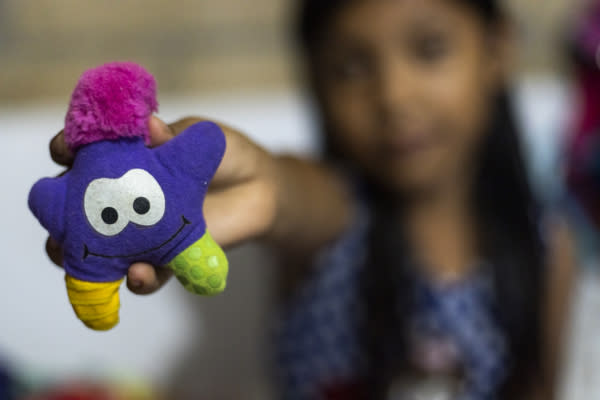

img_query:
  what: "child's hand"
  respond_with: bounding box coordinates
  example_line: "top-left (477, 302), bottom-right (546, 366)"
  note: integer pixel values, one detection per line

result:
top-left (46, 116), bottom-right (278, 295)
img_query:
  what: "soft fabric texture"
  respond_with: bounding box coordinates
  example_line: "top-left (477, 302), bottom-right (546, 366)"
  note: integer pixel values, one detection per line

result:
top-left (29, 62), bottom-right (227, 330)
top-left (64, 62), bottom-right (158, 151)
top-left (30, 123), bottom-right (227, 330)
top-left (30, 123), bottom-right (226, 281)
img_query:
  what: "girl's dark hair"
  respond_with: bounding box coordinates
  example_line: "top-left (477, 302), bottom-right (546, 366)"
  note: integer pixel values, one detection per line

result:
top-left (296, 0), bottom-right (545, 397)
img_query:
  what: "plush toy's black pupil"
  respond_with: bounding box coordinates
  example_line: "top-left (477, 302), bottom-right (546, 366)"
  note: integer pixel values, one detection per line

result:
top-left (133, 197), bottom-right (150, 215)
top-left (101, 207), bottom-right (119, 225)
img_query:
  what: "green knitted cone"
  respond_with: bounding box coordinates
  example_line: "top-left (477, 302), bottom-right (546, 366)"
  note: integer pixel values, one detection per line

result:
top-left (167, 231), bottom-right (228, 295)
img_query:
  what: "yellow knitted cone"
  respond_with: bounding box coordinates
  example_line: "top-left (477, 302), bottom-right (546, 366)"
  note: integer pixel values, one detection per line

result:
top-left (65, 275), bottom-right (123, 331)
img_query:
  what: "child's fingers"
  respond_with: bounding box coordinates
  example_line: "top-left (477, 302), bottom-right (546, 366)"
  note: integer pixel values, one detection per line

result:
top-left (50, 117), bottom-right (172, 161)
top-left (49, 130), bottom-right (74, 166)
top-left (51, 116), bottom-right (194, 161)
top-left (150, 115), bottom-right (270, 190)
top-left (126, 262), bottom-right (173, 295)
top-left (47, 238), bottom-right (174, 294)
top-left (149, 116), bottom-right (210, 147)
top-left (45, 236), bottom-right (64, 267)
top-left (167, 117), bottom-right (205, 135)
top-left (154, 116), bottom-right (211, 137)
top-left (148, 116), bottom-right (176, 147)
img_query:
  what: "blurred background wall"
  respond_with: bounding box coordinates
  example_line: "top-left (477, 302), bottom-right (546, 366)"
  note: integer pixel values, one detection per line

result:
top-left (0, 0), bottom-right (587, 104)
top-left (0, 0), bottom-right (295, 104)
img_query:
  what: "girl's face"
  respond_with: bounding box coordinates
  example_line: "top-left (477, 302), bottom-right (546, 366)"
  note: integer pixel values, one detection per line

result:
top-left (315, 0), bottom-right (508, 194)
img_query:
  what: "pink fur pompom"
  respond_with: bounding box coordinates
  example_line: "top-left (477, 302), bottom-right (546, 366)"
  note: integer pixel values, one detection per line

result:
top-left (64, 62), bottom-right (158, 151)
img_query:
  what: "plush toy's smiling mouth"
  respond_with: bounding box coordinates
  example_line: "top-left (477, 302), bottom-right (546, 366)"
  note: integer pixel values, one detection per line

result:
top-left (83, 216), bottom-right (191, 260)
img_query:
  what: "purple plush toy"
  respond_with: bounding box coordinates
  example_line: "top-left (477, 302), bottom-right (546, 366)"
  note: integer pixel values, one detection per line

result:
top-left (29, 62), bottom-right (228, 330)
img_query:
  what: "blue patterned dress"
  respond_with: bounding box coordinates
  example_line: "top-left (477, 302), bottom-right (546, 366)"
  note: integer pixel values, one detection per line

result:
top-left (274, 201), bottom-right (512, 400)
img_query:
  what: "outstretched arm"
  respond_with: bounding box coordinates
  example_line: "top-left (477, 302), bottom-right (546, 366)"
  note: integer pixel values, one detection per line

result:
top-left (159, 117), bottom-right (353, 252)
top-left (46, 116), bottom-right (354, 293)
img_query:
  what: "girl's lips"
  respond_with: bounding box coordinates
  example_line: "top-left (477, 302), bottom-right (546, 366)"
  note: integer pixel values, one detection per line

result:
top-left (384, 131), bottom-right (437, 158)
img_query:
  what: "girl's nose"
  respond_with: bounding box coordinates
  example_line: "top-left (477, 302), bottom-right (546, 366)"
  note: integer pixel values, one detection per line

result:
top-left (373, 58), bottom-right (417, 122)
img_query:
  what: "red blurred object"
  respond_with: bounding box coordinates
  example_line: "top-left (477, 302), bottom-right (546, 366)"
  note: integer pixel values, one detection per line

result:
top-left (566, 0), bottom-right (600, 229)
top-left (23, 383), bottom-right (118, 400)
top-left (321, 380), bottom-right (367, 400)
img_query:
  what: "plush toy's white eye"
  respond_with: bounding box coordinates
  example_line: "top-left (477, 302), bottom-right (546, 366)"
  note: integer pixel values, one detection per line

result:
top-left (83, 169), bottom-right (166, 236)
top-left (120, 169), bottom-right (166, 227)
top-left (84, 178), bottom-right (130, 236)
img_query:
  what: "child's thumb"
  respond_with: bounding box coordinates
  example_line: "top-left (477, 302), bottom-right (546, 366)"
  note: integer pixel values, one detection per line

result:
top-left (148, 116), bottom-right (175, 147)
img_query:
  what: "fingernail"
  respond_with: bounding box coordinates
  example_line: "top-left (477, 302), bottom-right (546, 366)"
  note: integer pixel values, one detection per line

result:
top-left (130, 280), bottom-right (143, 288)
top-left (50, 133), bottom-right (73, 165)
top-left (150, 116), bottom-right (167, 132)
top-left (47, 237), bottom-right (59, 250)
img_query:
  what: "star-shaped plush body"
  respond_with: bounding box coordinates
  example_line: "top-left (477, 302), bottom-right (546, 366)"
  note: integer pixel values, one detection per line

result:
top-left (30, 124), bottom-right (225, 281)
top-left (28, 62), bottom-right (228, 330)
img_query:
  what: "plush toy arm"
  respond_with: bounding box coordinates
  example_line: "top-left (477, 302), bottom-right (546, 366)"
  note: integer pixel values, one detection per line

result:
top-left (28, 176), bottom-right (68, 243)
top-left (154, 121), bottom-right (226, 181)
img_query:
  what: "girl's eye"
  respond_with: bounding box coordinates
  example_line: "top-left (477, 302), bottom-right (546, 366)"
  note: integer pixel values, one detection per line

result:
top-left (337, 58), bottom-right (369, 80)
top-left (412, 33), bottom-right (449, 64)
top-left (328, 50), bottom-right (372, 83)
